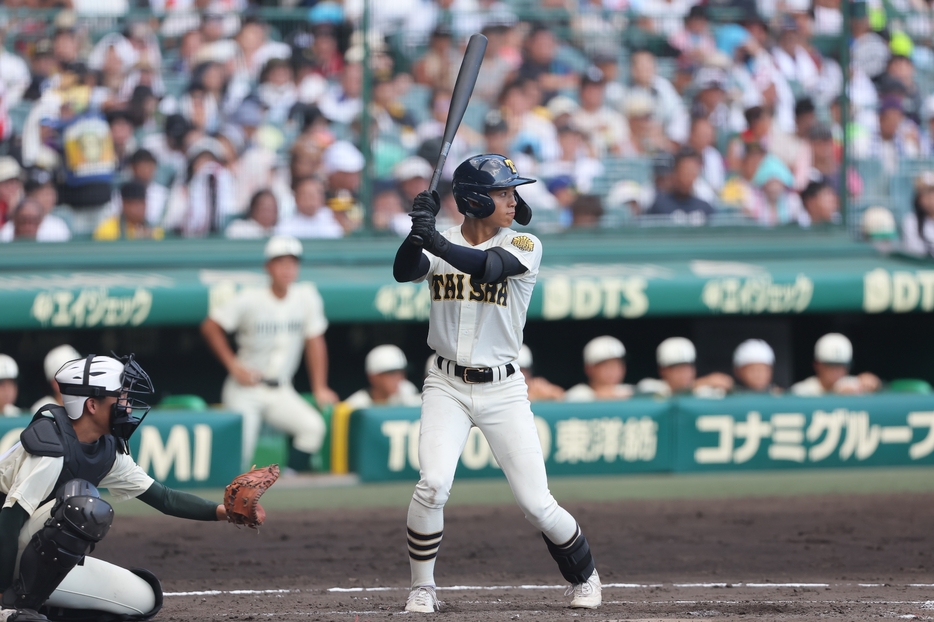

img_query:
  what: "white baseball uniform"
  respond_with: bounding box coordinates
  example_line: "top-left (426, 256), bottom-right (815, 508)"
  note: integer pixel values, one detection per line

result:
top-left (405, 225), bottom-right (582, 589)
top-left (210, 281), bottom-right (328, 467)
top-left (0, 442), bottom-right (158, 616)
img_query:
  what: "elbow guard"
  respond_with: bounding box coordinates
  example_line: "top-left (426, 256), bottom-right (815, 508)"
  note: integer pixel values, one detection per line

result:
top-left (478, 247), bottom-right (526, 284)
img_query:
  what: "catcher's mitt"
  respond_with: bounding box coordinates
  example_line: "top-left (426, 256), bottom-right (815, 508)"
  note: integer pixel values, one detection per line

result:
top-left (224, 464), bottom-right (279, 528)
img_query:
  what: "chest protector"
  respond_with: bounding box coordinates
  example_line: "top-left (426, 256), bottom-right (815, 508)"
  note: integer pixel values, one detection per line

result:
top-left (19, 405), bottom-right (117, 503)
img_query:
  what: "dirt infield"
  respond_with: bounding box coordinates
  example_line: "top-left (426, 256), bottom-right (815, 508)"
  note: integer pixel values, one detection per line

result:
top-left (91, 490), bottom-right (934, 621)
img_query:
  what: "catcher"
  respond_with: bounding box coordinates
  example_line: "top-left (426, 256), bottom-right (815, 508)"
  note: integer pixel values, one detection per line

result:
top-left (0, 353), bottom-right (278, 622)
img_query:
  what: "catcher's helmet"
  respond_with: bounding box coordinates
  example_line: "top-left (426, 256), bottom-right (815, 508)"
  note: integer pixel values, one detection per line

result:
top-left (57, 353), bottom-right (154, 452)
top-left (452, 154), bottom-right (536, 225)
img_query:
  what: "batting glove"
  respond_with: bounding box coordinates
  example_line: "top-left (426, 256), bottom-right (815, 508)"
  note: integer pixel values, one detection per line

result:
top-left (412, 190), bottom-right (441, 216)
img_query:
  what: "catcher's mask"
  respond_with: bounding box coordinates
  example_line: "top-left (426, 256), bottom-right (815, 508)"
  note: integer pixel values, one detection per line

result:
top-left (452, 154), bottom-right (536, 225)
top-left (57, 353), bottom-right (154, 453)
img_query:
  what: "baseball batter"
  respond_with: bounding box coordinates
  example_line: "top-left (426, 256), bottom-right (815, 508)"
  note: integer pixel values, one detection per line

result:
top-left (201, 236), bottom-right (336, 471)
top-left (393, 154), bottom-right (602, 613)
top-left (0, 353), bottom-right (232, 622)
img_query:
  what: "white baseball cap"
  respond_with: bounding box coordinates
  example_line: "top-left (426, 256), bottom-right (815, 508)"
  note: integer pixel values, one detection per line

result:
top-left (365, 345), bottom-right (408, 375)
top-left (733, 339), bottom-right (775, 367)
top-left (861, 206), bottom-right (897, 240)
top-left (518, 344), bottom-right (533, 369)
top-left (583, 336), bottom-right (626, 366)
top-left (264, 235), bottom-right (303, 260)
top-left (815, 333), bottom-right (852, 365)
top-left (0, 156), bottom-right (22, 184)
top-left (392, 156), bottom-right (433, 182)
top-left (0, 354), bottom-right (18, 380)
top-left (322, 140), bottom-right (364, 175)
top-left (44, 344), bottom-right (81, 382)
top-left (657, 337), bottom-right (696, 367)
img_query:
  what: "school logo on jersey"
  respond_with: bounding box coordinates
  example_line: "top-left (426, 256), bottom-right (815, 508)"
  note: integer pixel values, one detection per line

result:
top-left (430, 273), bottom-right (508, 307)
top-left (511, 235), bottom-right (534, 252)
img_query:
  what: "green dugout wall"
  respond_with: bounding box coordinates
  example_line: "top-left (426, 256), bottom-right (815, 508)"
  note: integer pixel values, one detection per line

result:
top-left (345, 394), bottom-right (934, 482)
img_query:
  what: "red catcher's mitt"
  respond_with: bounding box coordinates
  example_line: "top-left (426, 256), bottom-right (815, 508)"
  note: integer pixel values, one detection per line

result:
top-left (224, 464), bottom-right (279, 528)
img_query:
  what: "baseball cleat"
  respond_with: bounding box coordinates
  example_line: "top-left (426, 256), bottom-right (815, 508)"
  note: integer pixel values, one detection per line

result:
top-left (404, 585), bottom-right (442, 613)
top-left (566, 569), bottom-right (602, 608)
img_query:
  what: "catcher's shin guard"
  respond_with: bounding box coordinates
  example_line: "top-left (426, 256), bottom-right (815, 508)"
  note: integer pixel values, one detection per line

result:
top-left (542, 524), bottom-right (595, 584)
top-left (3, 480), bottom-right (113, 611)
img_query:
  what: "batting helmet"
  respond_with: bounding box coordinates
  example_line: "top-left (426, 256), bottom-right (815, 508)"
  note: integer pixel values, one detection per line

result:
top-left (452, 154), bottom-right (535, 225)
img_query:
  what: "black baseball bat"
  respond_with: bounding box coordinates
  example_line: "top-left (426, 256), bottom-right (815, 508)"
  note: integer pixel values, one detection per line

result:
top-left (411, 33), bottom-right (488, 246)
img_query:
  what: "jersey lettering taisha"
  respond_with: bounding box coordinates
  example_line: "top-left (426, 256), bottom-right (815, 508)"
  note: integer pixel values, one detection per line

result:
top-left (416, 228), bottom-right (541, 367)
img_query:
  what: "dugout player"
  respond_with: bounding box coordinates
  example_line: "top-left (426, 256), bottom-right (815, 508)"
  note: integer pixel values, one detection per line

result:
top-left (201, 236), bottom-right (336, 471)
top-left (637, 337), bottom-right (733, 397)
top-left (343, 345), bottom-right (421, 410)
top-left (0, 353), bottom-right (232, 621)
top-left (29, 345), bottom-right (81, 415)
top-left (790, 333), bottom-right (881, 396)
top-left (565, 336), bottom-right (634, 402)
top-left (732, 339), bottom-right (781, 394)
top-left (0, 356), bottom-right (20, 417)
top-left (393, 154), bottom-right (602, 613)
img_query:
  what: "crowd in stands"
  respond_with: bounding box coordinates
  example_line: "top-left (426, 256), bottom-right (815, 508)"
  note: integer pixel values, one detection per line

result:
top-left (0, 0), bottom-right (932, 250)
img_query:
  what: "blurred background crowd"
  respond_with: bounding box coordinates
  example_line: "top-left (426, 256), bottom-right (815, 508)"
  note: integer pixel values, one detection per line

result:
top-left (0, 0), bottom-right (933, 250)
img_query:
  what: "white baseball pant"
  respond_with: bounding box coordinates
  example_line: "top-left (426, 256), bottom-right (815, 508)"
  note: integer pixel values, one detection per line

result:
top-left (15, 500), bottom-right (157, 617)
top-left (407, 368), bottom-right (578, 586)
top-left (221, 378), bottom-right (326, 468)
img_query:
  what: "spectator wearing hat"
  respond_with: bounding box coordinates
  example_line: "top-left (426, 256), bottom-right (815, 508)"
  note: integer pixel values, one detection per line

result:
top-left (637, 337), bottom-right (734, 398)
top-left (322, 140), bottom-right (364, 233)
top-left (201, 235), bottom-right (335, 472)
top-left (546, 175), bottom-right (576, 225)
top-left (903, 171), bottom-right (934, 256)
top-left (29, 344), bottom-right (81, 415)
top-left (393, 156), bottom-right (434, 205)
top-left (864, 96), bottom-right (920, 176)
top-left (647, 147), bottom-right (715, 221)
top-left (732, 339), bottom-right (780, 394)
top-left (791, 333), bottom-right (881, 396)
top-left (798, 176), bottom-right (840, 227)
top-left (622, 93), bottom-right (670, 157)
top-left (516, 344), bottom-right (565, 402)
top-left (772, 15), bottom-right (819, 96)
top-left (226, 189), bottom-right (278, 239)
top-left (668, 5), bottom-right (717, 66)
top-left (0, 354), bottom-right (20, 417)
top-left (94, 180), bottom-right (164, 240)
top-left (163, 137), bottom-right (236, 237)
top-left (0, 157), bottom-right (24, 227)
top-left (277, 176), bottom-right (343, 239)
top-left (747, 154), bottom-right (803, 225)
top-left (1, 168), bottom-right (71, 242)
top-left (566, 336), bottom-right (633, 402)
top-left (571, 67), bottom-right (630, 158)
top-left (344, 345), bottom-right (422, 411)
top-left (624, 49), bottom-right (689, 145)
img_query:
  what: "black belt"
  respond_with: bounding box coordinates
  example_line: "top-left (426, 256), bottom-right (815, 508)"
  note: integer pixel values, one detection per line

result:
top-left (436, 356), bottom-right (516, 384)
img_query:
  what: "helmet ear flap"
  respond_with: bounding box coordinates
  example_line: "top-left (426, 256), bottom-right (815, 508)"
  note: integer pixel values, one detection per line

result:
top-left (455, 186), bottom-right (495, 219)
top-left (514, 190), bottom-right (532, 226)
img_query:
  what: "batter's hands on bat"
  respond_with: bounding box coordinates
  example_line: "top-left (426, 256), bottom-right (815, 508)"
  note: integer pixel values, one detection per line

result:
top-left (412, 190), bottom-right (441, 217)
